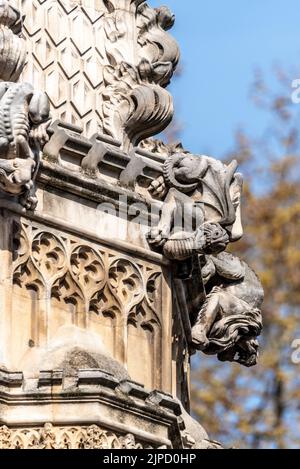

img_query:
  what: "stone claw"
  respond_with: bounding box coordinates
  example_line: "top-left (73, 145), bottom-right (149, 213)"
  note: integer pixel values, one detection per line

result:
top-left (191, 326), bottom-right (210, 350)
top-left (149, 176), bottom-right (167, 199)
top-left (147, 224), bottom-right (170, 246)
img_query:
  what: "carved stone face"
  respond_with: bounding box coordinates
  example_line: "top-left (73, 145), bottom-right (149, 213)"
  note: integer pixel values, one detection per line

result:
top-left (200, 223), bottom-right (229, 254)
top-left (173, 154), bottom-right (208, 184)
top-left (0, 158), bottom-right (35, 195)
top-left (218, 337), bottom-right (259, 367)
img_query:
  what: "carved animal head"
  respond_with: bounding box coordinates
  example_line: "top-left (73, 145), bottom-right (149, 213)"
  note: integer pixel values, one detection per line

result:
top-left (0, 158), bottom-right (35, 195)
top-left (163, 153), bottom-right (208, 192)
top-left (218, 337), bottom-right (259, 367)
top-left (205, 309), bottom-right (262, 367)
top-left (198, 223), bottom-right (229, 254)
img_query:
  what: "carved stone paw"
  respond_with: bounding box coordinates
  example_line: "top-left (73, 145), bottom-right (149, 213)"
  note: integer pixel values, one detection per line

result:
top-left (30, 120), bottom-right (51, 149)
top-left (149, 175), bottom-right (167, 199)
top-left (20, 194), bottom-right (38, 211)
top-left (147, 224), bottom-right (170, 246)
top-left (191, 326), bottom-right (210, 350)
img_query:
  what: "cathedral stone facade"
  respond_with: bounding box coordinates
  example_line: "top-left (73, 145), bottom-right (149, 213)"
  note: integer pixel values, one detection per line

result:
top-left (0, 0), bottom-right (263, 449)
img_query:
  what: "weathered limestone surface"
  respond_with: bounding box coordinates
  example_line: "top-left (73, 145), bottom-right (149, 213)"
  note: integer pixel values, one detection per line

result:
top-left (12, 0), bottom-right (179, 148)
top-left (0, 0), bottom-right (263, 450)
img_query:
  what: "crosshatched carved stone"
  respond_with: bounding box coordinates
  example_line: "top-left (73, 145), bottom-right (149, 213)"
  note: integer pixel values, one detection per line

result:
top-left (11, 0), bottom-right (179, 147)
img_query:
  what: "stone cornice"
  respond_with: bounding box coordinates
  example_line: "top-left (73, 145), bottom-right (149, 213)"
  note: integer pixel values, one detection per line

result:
top-left (0, 367), bottom-right (182, 448)
top-left (43, 120), bottom-right (165, 194)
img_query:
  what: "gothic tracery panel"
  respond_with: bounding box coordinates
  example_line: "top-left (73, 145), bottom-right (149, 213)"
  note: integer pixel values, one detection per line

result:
top-left (11, 221), bottom-right (164, 390)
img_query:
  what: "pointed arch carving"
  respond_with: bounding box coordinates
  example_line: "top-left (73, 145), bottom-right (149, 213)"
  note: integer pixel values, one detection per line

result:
top-left (11, 222), bottom-right (165, 390)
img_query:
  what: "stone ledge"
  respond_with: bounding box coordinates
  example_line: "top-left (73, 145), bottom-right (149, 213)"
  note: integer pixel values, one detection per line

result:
top-left (77, 369), bottom-right (119, 389)
top-left (43, 120), bottom-right (165, 194)
top-left (0, 367), bottom-right (181, 420)
top-left (0, 367), bottom-right (183, 449)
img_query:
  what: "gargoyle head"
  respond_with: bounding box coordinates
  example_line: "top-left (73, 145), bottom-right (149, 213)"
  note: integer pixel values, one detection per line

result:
top-left (0, 158), bottom-right (35, 195)
top-left (204, 309), bottom-right (262, 368)
top-left (198, 223), bottom-right (229, 254)
top-left (218, 336), bottom-right (259, 367)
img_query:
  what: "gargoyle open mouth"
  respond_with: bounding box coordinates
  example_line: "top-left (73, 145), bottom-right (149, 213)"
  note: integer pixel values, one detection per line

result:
top-left (218, 338), bottom-right (259, 367)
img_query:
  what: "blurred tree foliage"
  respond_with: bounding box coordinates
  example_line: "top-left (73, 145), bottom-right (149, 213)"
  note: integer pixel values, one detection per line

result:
top-left (191, 69), bottom-right (300, 449)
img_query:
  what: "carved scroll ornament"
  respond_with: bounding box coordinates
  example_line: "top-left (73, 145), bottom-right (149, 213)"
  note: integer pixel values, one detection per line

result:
top-left (101, 2), bottom-right (179, 149)
top-left (0, 0), bottom-right (26, 82)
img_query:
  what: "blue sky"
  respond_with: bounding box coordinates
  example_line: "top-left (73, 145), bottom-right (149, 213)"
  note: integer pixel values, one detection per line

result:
top-left (149, 0), bottom-right (300, 159)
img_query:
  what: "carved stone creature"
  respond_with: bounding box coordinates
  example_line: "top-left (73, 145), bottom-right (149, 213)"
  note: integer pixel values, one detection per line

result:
top-left (191, 252), bottom-right (264, 367)
top-left (148, 151), bottom-right (263, 367)
top-left (0, 82), bottom-right (50, 208)
top-left (148, 152), bottom-right (243, 258)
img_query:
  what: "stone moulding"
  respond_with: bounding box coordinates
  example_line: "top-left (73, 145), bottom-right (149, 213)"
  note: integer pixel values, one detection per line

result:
top-left (0, 367), bottom-right (221, 449)
top-left (0, 200), bottom-right (168, 266)
top-left (0, 424), bottom-right (148, 449)
top-left (0, 367), bottom-right (181, 449)
top-left (43, 120), bottom-right (165, 191)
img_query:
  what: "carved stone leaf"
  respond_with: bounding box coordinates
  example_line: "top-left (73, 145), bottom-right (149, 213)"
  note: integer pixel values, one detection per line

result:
top-left (0, 424), bottom-right (148, 449)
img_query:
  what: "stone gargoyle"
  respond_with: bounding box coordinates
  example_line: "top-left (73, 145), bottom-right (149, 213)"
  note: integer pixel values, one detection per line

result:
top-left (147, 151), bottom-right (264, 367)
top-left (192, 252), bottom-right (264, 367)
top-left (148, 152), bottom-right (243, 255)
top-left (0, 82), bottom-right (50, 209)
